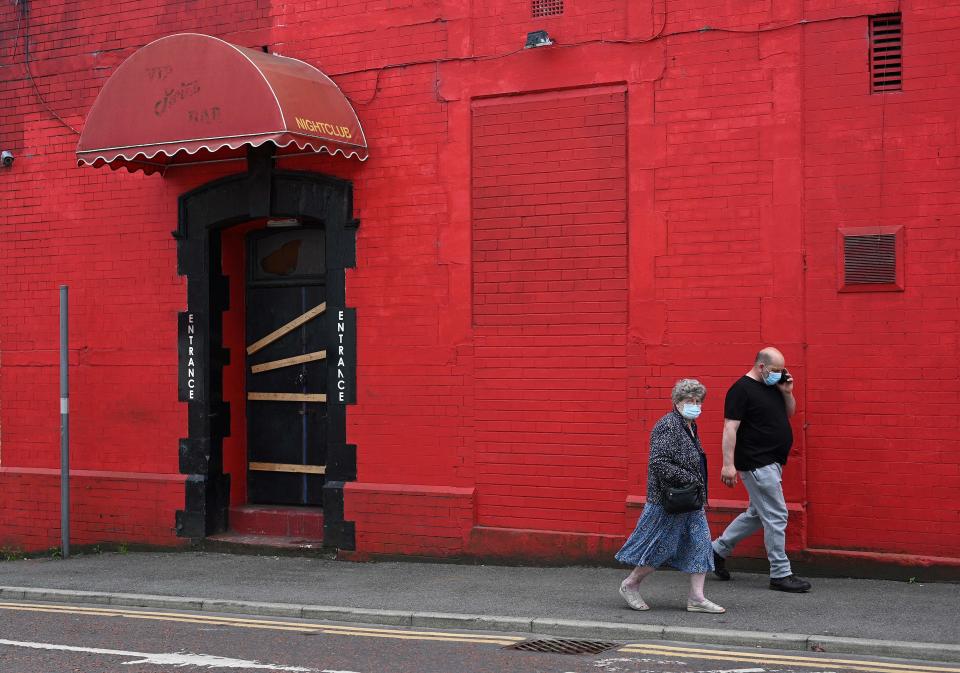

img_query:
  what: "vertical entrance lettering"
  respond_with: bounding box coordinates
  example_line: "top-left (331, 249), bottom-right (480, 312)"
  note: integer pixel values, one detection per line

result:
top-left (178, 312), bottom-right (203, 402)
top-left (328, 308), bottom-right (356, 404)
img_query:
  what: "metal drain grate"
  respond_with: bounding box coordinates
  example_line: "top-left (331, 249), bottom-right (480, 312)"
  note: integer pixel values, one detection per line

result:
top-left (506, 638), bottom-right (620, 655)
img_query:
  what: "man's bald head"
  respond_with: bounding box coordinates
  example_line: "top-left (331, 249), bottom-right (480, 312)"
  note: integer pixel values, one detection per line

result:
top-left (755, 347), bottom-right (785, 368)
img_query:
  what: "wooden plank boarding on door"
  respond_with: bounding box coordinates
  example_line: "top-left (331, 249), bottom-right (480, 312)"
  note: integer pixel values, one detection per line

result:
top-left (251, 350), bottom-right (327, 374)
top-left (249, 462), bottom-right (326, 475)
top-left (246, 302), bottom-right (327, 355)
top-left (247, 392), bottom-right (327, 402)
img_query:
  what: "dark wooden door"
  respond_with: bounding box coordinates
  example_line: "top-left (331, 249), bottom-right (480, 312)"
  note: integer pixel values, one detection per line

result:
top-left (245, 227), bottom-right (328, 506)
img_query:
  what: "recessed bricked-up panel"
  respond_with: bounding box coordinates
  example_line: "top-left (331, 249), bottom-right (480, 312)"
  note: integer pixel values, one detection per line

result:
top-left (470, 90), bottom-right (629, 534)
top-left (472, 89), bottom-right (628, 328)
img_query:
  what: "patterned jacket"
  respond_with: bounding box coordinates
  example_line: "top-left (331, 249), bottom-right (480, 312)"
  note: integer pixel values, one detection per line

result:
top-left (645, 410), bottom-right (707, 508)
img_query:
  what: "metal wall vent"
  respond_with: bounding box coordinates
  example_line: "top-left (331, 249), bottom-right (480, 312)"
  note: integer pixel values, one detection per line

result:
top-left (844, 233), bottom-right (897, 284)
top-left (870, 14), bottom-right (902, 92)
top-left (507, 638), bottom-right (619, 655)
top-left (532, 0), bottom-right (563, 18)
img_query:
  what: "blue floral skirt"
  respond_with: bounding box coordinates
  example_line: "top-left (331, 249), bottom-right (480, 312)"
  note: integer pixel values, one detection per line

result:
top-left (615, 502), bottom-right (714, 574)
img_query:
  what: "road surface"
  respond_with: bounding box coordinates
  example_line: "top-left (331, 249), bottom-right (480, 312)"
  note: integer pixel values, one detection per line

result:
top-left (0, 600), bottom-right (953, 673)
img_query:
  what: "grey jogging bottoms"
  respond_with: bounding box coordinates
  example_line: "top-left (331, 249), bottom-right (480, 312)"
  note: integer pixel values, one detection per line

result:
top-left (712, 462), bottom-right (792, 579)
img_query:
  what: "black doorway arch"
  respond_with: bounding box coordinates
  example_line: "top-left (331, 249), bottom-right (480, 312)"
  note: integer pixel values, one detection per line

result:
top-left (173, 147), bottom-right (357, 549)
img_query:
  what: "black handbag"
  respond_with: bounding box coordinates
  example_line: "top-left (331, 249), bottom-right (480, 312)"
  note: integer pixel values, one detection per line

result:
top-left (662, 482), bottom-right (703, 514)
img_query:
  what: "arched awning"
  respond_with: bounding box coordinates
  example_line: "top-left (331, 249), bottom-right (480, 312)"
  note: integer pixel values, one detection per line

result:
top-left (76, 33), bottom-right (368, 175)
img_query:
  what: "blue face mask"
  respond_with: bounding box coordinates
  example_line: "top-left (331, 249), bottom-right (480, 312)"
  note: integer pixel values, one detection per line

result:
top-left (763, 370), bottom-right (782, 386)
top-left (680, 403), bottom-right (702, 420)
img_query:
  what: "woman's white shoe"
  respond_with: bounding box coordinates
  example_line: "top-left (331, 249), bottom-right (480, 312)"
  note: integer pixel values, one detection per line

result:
top-left (687, 598), bottom-right (725, 613)
top-left (619, 583), bottom-right (650, 611)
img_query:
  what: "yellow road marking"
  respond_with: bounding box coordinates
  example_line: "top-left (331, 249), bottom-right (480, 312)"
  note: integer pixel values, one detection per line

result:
top-left (122, 614), bottom-right (516, 645)
top-left (0, 602), bottom-right (524, 638)
top-left (621, 642), bottom-right (960, 671)
top-left (4, 600), bottom-right (949, 670)
top-left (620, 648), bottom-right (926, 673)
top-left (0, 602), bottom-right (520, 645)
top-left (620, 643), bottom-right (960, 673)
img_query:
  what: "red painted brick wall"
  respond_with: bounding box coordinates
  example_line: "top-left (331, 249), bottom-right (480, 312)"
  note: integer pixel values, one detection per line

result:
top-left (802, 4), bottom-right (960, 558)
top-left (0, 0), bottom-right (272, 550)
top-left (1, 0), bottom-right (958, 570)
top-left (343, 483), bottom-right (475, 558)
top-left (0, 469), bottom-right (183, 549)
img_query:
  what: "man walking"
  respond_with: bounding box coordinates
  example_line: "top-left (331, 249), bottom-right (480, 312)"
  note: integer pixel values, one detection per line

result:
top-left (712, 347), bottom-right (812, 593)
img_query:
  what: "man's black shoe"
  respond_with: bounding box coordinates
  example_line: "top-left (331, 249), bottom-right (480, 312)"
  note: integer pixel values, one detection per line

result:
top-left (769, 574), bottom-right (811, 593)
top-left (712, 551), bottom-right (730, 581)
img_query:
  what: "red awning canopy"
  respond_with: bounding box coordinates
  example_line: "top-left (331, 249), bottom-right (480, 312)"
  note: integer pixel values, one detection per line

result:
top-left (77, 33), bottom-right (368, 175)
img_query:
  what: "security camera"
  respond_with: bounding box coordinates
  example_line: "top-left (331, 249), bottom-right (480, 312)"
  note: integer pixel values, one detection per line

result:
top-left (0, 151), bottom-right (13, 167)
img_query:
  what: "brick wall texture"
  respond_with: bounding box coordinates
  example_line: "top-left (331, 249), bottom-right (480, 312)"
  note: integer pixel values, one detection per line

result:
top-left (1, 0), bottom-right (958, 566)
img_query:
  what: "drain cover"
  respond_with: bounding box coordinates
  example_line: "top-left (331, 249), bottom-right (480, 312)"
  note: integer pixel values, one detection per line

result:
top-left (506, 638), bottom-right (620, 655)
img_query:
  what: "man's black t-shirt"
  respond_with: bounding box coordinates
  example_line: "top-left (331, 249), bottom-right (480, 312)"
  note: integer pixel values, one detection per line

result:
top-left (724, 375), bottom-right (793, 471)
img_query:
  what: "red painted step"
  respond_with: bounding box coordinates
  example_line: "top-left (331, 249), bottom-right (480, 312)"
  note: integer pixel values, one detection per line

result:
top-left (205, 533), bottom-right (329, 555)
top-left (228, 505), bottom-right (324, 541)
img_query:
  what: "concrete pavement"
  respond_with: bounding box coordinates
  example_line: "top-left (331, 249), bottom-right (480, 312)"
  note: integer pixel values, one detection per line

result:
top-left (0, 551), bottom-right (957, 663)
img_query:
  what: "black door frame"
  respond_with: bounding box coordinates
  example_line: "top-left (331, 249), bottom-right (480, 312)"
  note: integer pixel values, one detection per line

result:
top-left (173, 145), bottom-right (357, 549)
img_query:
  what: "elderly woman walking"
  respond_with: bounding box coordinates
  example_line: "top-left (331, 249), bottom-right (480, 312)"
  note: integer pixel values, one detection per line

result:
top-left (616, 378), bottom-right (725, 613)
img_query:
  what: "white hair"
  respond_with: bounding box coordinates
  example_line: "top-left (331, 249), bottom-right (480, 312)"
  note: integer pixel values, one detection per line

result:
top-left (671, 378), bottom-right (706, 404)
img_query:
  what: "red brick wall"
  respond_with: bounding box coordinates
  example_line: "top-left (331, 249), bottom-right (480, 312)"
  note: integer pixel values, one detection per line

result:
top-left (343, 483), bottom-right (475, 558)
top-left (1, 0), bottom-right (958, 568)
top-left (802, 3), bottom-right (960, 558)
top-left (0, 0), bottom-right (272, 550)
top-left (0, 468), bottom-right (183, 550)
top-left (471, 0), bottom-right (626, 54)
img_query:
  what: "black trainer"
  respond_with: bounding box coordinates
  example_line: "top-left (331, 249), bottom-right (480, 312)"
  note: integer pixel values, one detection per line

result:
top-left (713, 551), bottom-right (730, 581)
top-left (769, 574), bottom-right (811, 593)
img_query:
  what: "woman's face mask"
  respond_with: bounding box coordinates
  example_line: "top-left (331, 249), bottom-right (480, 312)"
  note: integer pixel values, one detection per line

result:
top-left (679, 402), bottom-right (702, 420)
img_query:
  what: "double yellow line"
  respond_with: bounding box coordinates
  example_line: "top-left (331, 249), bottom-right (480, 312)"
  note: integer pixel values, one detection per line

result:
top-left (3, 600), bottom-right (955, 672)
top-left (0, 601), bottom-right (523, 646)
top-left (619, 642), bottom-right (960, 673)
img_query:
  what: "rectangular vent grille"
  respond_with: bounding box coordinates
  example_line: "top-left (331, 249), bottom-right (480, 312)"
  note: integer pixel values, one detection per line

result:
top-left (844, 233), bottom-right (897, 284)
top-left (870, 14), bottom-right (902, 92)
top-left (507, 639), bottom-right (619, 655)
top-left (532, 0), bottom-right (563, 17)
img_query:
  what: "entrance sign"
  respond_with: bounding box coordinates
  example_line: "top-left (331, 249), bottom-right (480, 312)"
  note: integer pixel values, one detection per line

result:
top-left (178, 312), bottom-right (203, 402)
top-left (327, 308), bottom-right (356, 405)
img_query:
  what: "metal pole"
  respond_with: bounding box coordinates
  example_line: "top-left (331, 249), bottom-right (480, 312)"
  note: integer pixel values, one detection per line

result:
top-left (59, 285), bottom-right (70, 559)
